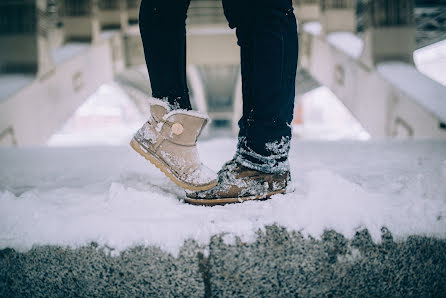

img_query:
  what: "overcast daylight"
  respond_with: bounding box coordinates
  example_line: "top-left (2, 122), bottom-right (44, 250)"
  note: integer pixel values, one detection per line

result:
top-left (1, 0), bottom-right (446, 296)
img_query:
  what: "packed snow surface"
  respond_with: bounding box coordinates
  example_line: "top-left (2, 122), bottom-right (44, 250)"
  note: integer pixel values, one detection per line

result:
top-left (1, 139), bottom-right (446, 256)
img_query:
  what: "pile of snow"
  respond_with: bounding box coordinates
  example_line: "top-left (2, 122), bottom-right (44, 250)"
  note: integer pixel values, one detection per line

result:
top-left (1, 139), bottom-right (446, 256)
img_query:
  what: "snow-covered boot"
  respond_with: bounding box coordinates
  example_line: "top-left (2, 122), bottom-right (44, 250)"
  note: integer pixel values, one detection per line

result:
top-left (130, 99), bottom-right (217, 191)
top-left (185, 159), bottom-right (290, 205)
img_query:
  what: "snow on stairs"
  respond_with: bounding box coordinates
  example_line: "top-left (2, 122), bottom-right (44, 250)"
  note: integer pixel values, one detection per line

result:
top-left (1, 139), bottom-right (446, 296)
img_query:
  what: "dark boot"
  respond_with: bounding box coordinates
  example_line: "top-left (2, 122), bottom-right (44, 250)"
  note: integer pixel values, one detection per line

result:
top-left (185, 159), bottom-right (290, 206)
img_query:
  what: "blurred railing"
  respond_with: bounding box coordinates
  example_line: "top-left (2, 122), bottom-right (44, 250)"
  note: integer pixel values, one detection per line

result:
top-left (99, 0), bottom-right (120, 10)
top-left (321, 0), bottom-right (356, 10)
top-left (61, 0), bottom-right (94, 16)
top-left (367, 0), bottom-right (415, 27)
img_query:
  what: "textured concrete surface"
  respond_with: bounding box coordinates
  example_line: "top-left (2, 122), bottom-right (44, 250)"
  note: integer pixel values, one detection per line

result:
top-left (0, 241), bottom-right (204, 297)
top-left (207, 226), bottom-right (446, 297)
top-left (1, 226), bottom-right (446, 297)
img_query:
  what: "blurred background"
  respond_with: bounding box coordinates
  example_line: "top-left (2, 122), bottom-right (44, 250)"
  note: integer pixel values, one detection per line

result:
top-left (0, 0), bottom-right (445, 147)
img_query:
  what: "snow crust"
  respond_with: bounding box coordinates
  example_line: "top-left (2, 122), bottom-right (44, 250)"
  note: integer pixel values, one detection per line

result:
top-left (377, 62), bottom-right (446, 122)
top-left (1, 139), bottom-right (446, 256)
top-left (326, 32), bottom-right (364, 59)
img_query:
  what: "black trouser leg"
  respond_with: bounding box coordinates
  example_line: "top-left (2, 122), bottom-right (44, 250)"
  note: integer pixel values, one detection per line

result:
top-left (139, 0), bottom-right (192, 110)
top-left (223, 0), bottom-right (299, 173)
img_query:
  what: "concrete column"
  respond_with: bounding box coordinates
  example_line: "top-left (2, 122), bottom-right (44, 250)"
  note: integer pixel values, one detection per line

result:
top-left (98, 0), bottom-right (128, 30)
top-left (359, 0), bottom-right (415, 67)
top-left (293, 0), bottom-right (320, 24)
top-left (46, 0), bottom-right (65, 51)
top-left (319, 0), bottom-right (356, 33)
top-left (61, 0), bottom-right (100, 42)
top-left (126, 0), bottom-right (141, 25)
top-left (0, 0), bottom-right (54, 76)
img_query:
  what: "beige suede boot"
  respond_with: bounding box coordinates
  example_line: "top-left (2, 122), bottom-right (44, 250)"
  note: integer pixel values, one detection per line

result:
top-left (130, 99), bottom-right (217, 191)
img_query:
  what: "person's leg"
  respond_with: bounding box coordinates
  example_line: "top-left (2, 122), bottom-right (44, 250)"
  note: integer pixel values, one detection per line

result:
top-left (185, 0), bottom-right (298, 204)
top-left (139, 0), bottom-right (192, 110)
top-left (132, 0), bottom-right (218, 192)
top-left (224, 0), bottom-right (298, 173)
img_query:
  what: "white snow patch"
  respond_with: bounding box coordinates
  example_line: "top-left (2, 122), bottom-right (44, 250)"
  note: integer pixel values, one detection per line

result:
top-left (148, 97), bottom-right (171, 113)
top-left (326, 32), bottom-right (364, 59)
top-left (1, 139), bottom-right (446, 257)
top-left (189, 164), bottom-right (218, 185)
top-left (163, 109), bottom-right (210, 121)
top-left (414, 39), bottom-right (446, 86)
top-left (337, 247), bottom-right (361, 263)
top-left (303, 22), bottom-right (322, 36)
top-left (377, 62), bottom-right (446, 122)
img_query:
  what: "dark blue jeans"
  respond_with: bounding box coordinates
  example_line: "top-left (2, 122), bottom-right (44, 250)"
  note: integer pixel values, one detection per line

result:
top-left (139, 0), bottom-right (298, 173)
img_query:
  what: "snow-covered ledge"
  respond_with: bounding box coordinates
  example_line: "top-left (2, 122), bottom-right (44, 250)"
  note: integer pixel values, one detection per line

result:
top-left (299, 22), bottom-right (446, 137)
top-left (377, 62), bottom-right (446, 124)
top-left (1, 139), bottom-right (446, 296)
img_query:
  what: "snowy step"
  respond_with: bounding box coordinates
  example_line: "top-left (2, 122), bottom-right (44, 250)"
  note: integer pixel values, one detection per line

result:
top-left (1, 139), bottom-right (446, 296)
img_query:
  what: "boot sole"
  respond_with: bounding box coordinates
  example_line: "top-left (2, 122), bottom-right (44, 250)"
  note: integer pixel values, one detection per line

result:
top-left (130, 138), bottom-right (218, 192)
top-left (184, 189), bottom-right (286, 206)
